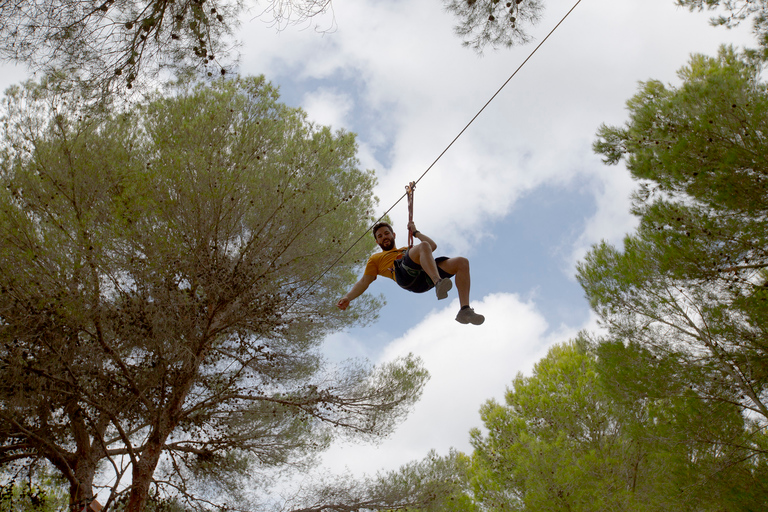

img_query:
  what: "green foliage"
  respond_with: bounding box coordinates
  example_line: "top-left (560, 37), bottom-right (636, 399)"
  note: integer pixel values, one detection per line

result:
top-left (467, 338), bottom-right (768, 512)
top-left (595, 46), bottom-right (768, 214)
top-left (0, 75), bottom-right (428, 510)
top-left (469, 339), bottom-right (636, 512)
top-left (575, 44), bottom-right (768, 511)
top-left (0, 479), bottom-right (68, 512)
top-left (593, 339), bottom-right (768, 511)
top-left (586, 46), bottom-right (768, 422)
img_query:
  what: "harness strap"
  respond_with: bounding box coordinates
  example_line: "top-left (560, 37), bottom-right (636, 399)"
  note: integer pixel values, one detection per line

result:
top-left (405, 181), bottom-right (416, 248)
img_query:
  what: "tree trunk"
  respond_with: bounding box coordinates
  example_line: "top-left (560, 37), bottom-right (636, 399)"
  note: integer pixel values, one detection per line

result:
top-left (61, 403), bottom-right (102, 512)
top-left (124, 439), bottom-right (164, 512)
top-left (123, 365), bottom-right (198, 512)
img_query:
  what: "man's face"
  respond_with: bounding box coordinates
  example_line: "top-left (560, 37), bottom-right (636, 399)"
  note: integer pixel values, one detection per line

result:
top-left (374, 226), bottom-right (396, 251)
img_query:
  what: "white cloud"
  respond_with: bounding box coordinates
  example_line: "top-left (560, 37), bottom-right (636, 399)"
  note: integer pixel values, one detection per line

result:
top-left (301, 88), bottom-right (354, 130)
top-left (567, 161), bottom-right (639, 270)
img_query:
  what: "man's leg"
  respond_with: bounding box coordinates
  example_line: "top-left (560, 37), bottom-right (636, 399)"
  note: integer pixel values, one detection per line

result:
top-left (407, 242), bottom-right (452, 299)
top-left (437, 257), bottom-right (470, 307)
top-left (406, 242), bottom-right (442, 284)
top-left (438, 256), bottom-right (484, 324)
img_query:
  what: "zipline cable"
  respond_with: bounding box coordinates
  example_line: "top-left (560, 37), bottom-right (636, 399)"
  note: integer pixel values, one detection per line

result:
top-left (296, 0), bottom-right (584, 301)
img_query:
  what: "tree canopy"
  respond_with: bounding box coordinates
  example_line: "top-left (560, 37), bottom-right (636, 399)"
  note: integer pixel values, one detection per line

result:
top-left (0, 468), bottom-right (69, 512)
top-left (0, 0), bottom-right (545, 92)
top-left (570, 44), bottom-right (768, 509)
top-left (467, 338), bottom-right (768, 512)
top-left (0, 75), bottom-right (429, 511)
top-left (584, 45), bottom-right (768, 424)
top-left (0, 0), bottom-right (327, 91)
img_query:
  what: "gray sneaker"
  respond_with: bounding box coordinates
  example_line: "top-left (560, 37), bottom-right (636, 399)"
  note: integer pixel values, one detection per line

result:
top-left (434, 278), bottom-right (453, 300)
top-left (456, 307), bottom-right (485, 325)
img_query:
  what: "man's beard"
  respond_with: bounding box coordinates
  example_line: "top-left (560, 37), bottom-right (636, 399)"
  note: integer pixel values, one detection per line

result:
top-left (379, 239), bottom-right (395, 251)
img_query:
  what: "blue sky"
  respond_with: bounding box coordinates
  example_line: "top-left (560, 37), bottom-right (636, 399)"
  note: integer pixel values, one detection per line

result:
top-left (0, 0), bottom-right (759, 499)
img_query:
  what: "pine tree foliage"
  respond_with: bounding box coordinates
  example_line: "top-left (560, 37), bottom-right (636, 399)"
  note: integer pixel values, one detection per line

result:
top-left (468, 339), bottom-right (768, 512)
top-left (0, 467), bottom-right (69, 512)
top-left (0, 0), bottom-right (545, 92)
top-left (593, 339), bottom-right (768, 512)
top-left (0, 75), bottom-right (428, 511)
top-left (0, 0), bottom-right (334, 91)
top-left (582, 45), bottom-right (768, 458)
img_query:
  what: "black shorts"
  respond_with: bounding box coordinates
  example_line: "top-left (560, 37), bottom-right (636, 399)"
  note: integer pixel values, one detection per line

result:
top-left (393, 250), bottom-right (453, 293)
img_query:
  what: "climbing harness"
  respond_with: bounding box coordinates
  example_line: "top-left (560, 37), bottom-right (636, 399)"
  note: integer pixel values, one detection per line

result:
top-left (405, 181), bottom-right (416, 248)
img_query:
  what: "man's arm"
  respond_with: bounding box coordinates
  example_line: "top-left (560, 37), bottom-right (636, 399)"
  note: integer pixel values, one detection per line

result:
top-left (408, 221), bottom-right (437, 250)
top-left (337, 274), bottom-right (376, 310)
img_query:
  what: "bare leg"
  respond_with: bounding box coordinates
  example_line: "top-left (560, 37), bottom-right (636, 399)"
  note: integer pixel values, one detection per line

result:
top-left (438, 257), bottom-right (471, 307)
top-left (437, 256), bottom-right (484, 325)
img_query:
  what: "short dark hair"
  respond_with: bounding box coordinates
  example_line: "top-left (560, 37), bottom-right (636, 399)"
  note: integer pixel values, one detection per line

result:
top-left (372, 222), bottom-right (393, 237)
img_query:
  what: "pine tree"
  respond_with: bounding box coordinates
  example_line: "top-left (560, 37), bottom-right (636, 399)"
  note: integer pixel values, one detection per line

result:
top-left (0, 75), bottom-right (428, 511)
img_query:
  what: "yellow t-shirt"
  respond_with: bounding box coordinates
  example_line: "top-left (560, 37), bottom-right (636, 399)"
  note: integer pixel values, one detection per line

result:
top-left (364, 247), bottom-right (408, 281)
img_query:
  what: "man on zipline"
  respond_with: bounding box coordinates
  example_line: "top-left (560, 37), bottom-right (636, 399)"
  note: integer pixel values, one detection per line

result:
top-left (336, 221), bottom-right (485, 325)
